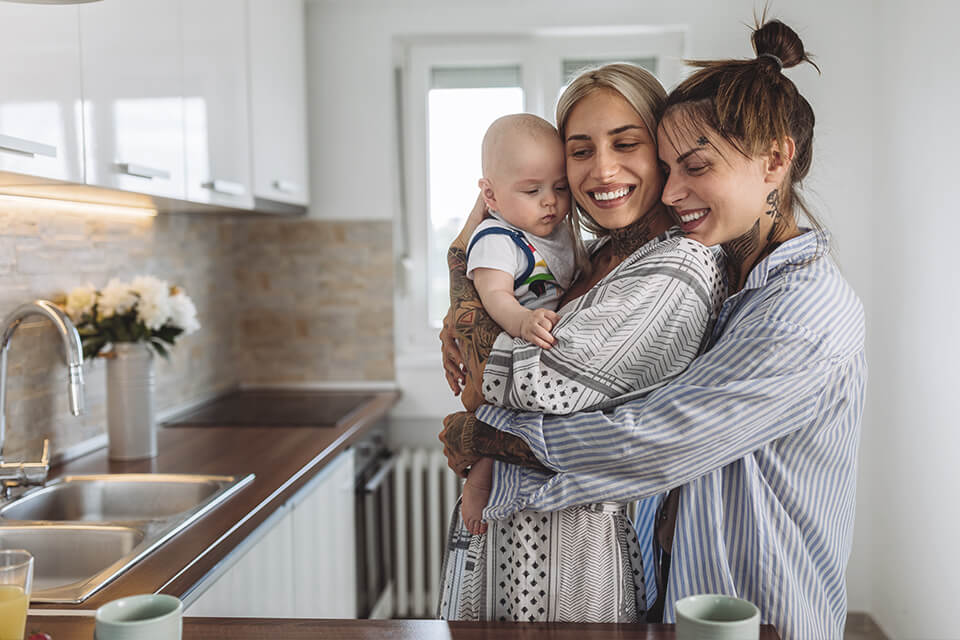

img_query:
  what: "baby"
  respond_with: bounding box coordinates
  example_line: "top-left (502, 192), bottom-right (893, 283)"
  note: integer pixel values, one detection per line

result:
top-left (460, 113), bottom-right (579, 535)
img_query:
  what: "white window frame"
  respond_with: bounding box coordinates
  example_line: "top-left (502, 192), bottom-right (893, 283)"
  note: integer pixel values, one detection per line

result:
top-left (395, 30), bottom-right (685, 369)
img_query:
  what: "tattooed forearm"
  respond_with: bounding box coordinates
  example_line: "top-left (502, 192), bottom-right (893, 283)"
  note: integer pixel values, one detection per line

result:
top-left (471, 420), bottom-right (550, 471)
top-left (440, 411), bottom-right (549, 475)
top-left (448, 246), bottom-right (504, 380)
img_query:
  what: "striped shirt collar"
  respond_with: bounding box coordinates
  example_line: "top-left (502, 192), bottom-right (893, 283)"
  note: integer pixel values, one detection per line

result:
top-left (738, 228), bottom-right (829, 292)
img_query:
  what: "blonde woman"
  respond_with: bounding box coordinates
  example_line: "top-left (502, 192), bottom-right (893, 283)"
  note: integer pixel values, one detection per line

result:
top-left (438, 63), bottom-right (724, 623)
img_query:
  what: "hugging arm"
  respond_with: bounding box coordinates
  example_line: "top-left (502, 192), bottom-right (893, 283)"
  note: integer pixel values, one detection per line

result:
top-left (483, 240), bottom-right (723, 414)
top-left (477, 315), bottom-right (866, 516)
top-left (438, 202), bottom-right (545, 474)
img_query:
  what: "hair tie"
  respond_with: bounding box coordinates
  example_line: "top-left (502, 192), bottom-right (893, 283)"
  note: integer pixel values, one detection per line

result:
top-left (757, 52), bottom-right (783, 71)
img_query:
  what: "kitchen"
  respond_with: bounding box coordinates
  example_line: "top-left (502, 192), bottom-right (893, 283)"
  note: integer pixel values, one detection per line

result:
top-left (0, 0), bottom-right (955, 638)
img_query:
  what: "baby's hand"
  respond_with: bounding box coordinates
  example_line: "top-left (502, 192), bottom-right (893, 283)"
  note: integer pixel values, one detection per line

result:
top-left (520, 308), bottom-right (560, 349)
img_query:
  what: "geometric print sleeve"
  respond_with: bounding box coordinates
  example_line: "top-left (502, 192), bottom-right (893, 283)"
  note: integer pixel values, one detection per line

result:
top-left (481, 235), bottom-right (725, 414)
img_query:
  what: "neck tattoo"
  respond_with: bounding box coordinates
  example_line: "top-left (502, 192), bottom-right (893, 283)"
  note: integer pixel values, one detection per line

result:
top-left (724, 189), bottom-right (787, 290)
top-left (760, 188), bottom-right (785, 259)
top-left (724, 219), bottom-right (761, 290)
top-left (607, 208), bottom-right (663, 259)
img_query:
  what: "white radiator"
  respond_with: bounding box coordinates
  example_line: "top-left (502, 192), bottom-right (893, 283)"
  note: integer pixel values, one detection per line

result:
top-left (392, 447), bottom-right (461, 618)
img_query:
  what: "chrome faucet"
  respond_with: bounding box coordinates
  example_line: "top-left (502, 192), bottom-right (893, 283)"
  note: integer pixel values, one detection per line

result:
top-left (0, 300), bottom-right (85, 493)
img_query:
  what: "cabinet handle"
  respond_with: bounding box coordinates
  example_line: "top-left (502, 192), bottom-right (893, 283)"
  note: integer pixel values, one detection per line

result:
top-left (0, 134), bottom-right (57, 159)
top-left (272, 179), bottom-right (300, 194)
top-left (118, 163), bottom-right (171, 180)
top-left (202, 179), bottom-right (247, 196)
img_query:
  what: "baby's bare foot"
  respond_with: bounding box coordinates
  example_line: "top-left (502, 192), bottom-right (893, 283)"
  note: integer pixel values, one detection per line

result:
top-left (461, 481), bottom-right (490, 535)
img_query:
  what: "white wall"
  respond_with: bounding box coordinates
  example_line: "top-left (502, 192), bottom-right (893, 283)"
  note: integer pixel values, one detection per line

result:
top-left (867, 2), bottom-right (960, 638)
top-left (303, 1), bottom-right (960, 635)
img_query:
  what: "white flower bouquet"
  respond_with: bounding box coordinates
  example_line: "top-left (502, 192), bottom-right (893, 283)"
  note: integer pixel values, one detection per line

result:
top-left (62, 275), bottom-right (201, 359)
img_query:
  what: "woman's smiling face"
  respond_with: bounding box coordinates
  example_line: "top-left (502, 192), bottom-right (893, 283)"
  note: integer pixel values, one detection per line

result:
top-left (563, 88), bottom-right (663, 231)
top-left (656, 112), bottom-right (777, 247)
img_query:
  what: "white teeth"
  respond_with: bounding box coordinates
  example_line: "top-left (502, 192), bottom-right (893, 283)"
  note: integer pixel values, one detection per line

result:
top-left (593, 187), bottom-right (630, 201)
top-left (679, 209), bottom-right (708, 223)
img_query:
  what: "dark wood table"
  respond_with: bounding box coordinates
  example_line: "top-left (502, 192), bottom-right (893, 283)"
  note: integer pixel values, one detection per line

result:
top-left (26, 616), bottom-right (783, 639)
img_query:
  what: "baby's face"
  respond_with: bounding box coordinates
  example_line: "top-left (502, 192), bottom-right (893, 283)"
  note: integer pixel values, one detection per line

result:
top-left (488, 135), bottom-right (570, 238)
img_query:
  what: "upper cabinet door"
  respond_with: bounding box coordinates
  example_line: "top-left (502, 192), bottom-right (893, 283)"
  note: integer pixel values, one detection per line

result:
top-left (0, 4), bottom-right (83, 184)
top-left (248, 0), bottom-right (310, 210)
top-left (182, 0), bottom-right (254, 210)
top-left (79, 0), bottom-right (186, 200)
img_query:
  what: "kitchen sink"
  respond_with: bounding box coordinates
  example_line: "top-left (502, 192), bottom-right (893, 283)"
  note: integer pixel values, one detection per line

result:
top-left (0, 472), bottom-right (254, 603)
top-left (0, 524), bottom-right (143, 595)
top-left (0, 474), bottom-right (237, 522)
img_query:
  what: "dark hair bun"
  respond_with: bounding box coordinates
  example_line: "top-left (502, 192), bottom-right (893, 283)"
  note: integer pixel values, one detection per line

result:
top-left (752, 20), bottom-right (809, 70)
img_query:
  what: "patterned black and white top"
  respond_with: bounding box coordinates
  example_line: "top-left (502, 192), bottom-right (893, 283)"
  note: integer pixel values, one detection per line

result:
top-left (482, 229), bottom-right (725, 414)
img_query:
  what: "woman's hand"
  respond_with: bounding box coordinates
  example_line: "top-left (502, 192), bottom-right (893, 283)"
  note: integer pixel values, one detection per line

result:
top-left (440, 411), bottom-right (481, 477)
top-left (440, 308), bottom-right (465, 395)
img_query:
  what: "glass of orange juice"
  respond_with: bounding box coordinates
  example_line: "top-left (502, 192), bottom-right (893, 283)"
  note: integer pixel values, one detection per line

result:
top-left (0, 550), bottom-right (32, 640)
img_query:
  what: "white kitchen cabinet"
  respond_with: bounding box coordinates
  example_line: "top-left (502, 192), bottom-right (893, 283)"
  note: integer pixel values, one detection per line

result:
top-left (78, 0), bottom-right (186, 200)
top-left (0, 3), bottom-right (83, 184)
top-left (290, 447), bottom-right (356, 618)
top-left (186, 504), bottom-right (296, 618)
top-left (187, 449), bottom-right (356, 618)
top-left (181, 0), bottom-right (254, 210)
top-left (247, 0), bottom-right (310, 211)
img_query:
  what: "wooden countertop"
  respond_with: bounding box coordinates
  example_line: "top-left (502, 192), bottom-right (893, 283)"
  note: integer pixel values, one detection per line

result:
top-left (31, 389), bottom-right (400, 612)
top-left (26, 616), bottom-right (783, 639)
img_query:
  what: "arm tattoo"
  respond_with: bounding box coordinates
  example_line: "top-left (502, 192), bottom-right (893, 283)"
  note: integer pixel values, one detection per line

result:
top-left (446, 247), bottom-right (548, 472)
top-left (471, 420), bottom-right (549, 472)
top-left (448, 246), bottom-right (503, 382)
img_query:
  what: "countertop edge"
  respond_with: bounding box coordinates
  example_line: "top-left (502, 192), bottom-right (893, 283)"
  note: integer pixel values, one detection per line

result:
top-left (161, 391), bottom-right (398, 601)
top-left (30, 389), bottom-right (400, 611)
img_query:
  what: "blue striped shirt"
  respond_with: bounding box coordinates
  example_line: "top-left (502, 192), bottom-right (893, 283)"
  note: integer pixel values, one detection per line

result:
top-left (477, 230), bottom-right (867, 640)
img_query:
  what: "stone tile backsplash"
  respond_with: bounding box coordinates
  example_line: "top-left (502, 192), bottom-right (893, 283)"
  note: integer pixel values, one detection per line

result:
top-left (0, 198), bottom-right (394, 459)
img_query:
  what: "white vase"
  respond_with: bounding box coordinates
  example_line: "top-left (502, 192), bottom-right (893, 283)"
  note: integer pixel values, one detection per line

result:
top-left (106, 342), bottom-right (157, 460)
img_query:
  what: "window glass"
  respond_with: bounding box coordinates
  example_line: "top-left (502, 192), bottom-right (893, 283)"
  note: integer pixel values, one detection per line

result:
top-left (561, 57), bottom-right (657, 84)
top-left (426, 67), bottom-right (523, 327)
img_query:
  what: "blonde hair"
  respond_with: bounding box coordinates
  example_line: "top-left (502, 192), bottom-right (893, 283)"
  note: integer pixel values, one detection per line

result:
top-left (556, 63), bottom-right (667, 239)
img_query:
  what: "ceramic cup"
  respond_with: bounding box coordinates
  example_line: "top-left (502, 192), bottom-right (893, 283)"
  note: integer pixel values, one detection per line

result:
top-left (675, 594), bottom-right (760, 640)
top-left (94, 593), bottom-right (183, 640)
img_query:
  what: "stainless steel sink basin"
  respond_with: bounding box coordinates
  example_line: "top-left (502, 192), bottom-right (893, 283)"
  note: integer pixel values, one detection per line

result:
top-left (0, 524), bottom-right (143, 596)
top-left (0, 474), bottom-right (234, 522)
top-left (0, 472), bottom-right (254, 603)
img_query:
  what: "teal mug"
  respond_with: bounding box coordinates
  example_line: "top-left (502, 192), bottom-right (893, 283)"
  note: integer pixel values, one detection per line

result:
top-left (675, 594), bottom-right (760, 640)
top-left (94, 593), bottom-right (182, 640)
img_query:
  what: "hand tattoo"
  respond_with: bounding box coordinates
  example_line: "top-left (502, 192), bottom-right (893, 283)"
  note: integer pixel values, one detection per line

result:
top-left (471, 421), bottom-right (549, 472)
top-left (440, 412), bottom-right (548, 476)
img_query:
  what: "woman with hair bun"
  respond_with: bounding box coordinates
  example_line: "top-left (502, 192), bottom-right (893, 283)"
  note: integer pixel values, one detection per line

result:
top-left (440, 17), bottom-right (866, 640)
